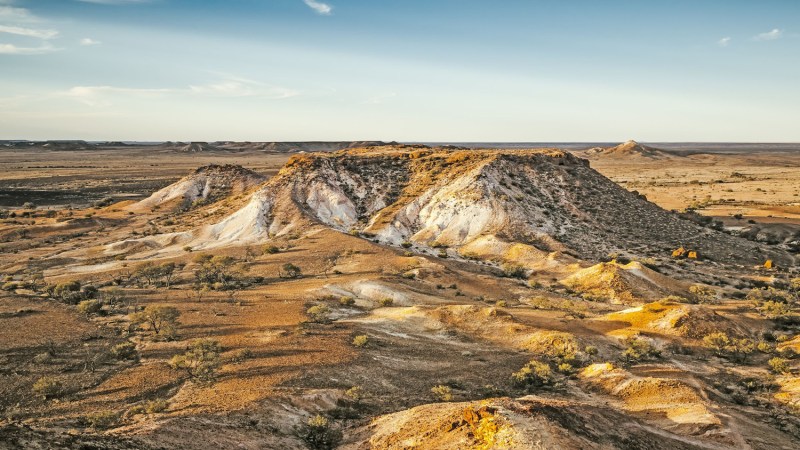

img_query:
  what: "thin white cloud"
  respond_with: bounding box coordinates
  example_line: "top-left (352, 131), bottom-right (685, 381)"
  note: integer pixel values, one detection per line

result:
top-left (80, 37), bottom-right (101, 46)
top-left (717, 37), bottom-right (731, 47)
top-left (63, 77), bottom-right (298, 107)
top-left (0, 25), bottom-right (58, 39)
top-left (0, 3), bottom-right (60, 56)
top-left (0, 5), bottom-right (37, 23)
top-left (364, 92), bottom-right (397, 104)
top-left (0, 42), bottom-right (56, 54)
top-left (64, 85), bottom-right (173, 106)
top-left (76, 0), bottom-right (153, 4)
top-left (190, 76), bottom-right (299, 99)
top-left (303, 0), bottom-right (332, 15)
top-left (754, 28), bottom-right (782, 41)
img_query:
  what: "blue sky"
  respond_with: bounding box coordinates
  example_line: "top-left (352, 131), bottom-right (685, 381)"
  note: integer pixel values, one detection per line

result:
top-left (0, 0), bottom-right (798, 141)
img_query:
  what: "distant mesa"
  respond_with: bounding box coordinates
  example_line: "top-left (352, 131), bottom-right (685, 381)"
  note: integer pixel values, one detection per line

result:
top-left (0, 140), bottom-right (391, 154)
top-left (0, 140), bottom-right (102, 150)
top-left (148, 140), bottom-right (390, 153)
top-left (585, 140), bottom-right (676, 159)
top-left (214, 141), bottom-right (388, 153)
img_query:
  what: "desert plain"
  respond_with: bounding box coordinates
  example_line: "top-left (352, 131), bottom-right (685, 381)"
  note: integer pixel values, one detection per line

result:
top-left (0, 140), bottom-right (798, 449)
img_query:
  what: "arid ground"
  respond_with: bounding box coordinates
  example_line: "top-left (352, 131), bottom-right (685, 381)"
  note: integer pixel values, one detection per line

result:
top-left (0, 141), bottom-right (798, 449)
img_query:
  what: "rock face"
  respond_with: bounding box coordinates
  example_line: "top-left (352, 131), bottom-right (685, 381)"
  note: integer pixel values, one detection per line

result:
top-left (585, 140), bottom-right (675, 159)
top-left (210, 146), bottom-right (789, 266)
top-left (132, 164), bottom-right (266, 211)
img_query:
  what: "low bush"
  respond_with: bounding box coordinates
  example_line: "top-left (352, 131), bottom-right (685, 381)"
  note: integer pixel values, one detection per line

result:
top-left (352, 335), bottom-right (369, 348)
top-left (111, 342), bottom-right (137, 360)
top-left (296, 415), bottom-right (342, 450)
top-left (430, 385), bottom-right (453, 401)
top-left (32, 376), bottom-right (62, 399)
top-left (85, 411), bottom-right (119, 429)
top-left (511, 360), bottom-right (554, 390)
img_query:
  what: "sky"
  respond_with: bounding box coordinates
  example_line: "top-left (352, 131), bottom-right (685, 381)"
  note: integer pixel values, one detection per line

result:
top-left (0, 0), bottom-right (798, 142)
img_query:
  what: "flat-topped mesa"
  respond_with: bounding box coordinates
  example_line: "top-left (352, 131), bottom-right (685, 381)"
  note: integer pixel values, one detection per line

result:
top-left (230, 146), bottom-right (789, 266)
top-left (132, 164), bottom-right (266, 211)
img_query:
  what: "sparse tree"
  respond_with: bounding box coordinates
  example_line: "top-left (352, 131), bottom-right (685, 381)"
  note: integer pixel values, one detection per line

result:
top-left (703, 332), bottom-right (755, 363)
top-left (131, 305), bottom-right (180, 338)
top-left (279, 263), bottom-right (302, 279)
top-left (193, 254), bottom-right (242, 289)
top-left (169, 338), bottom-right (221, 381)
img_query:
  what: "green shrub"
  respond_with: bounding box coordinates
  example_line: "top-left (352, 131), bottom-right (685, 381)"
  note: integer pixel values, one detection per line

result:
top-left (32, 376), bottom-right (62, 399)
top-left (689, 285), bottom-right (717, 304)
top-left (231, 348), bottom-right (253, 363)
top-left (169, 338), bottom-right (221, 381)
top-left (85, 411), bottom-right (119, 429)
top-left (77, 299), bottom-right (102, 315)
top-left (339, 296), bottom-right (355, 306)
top-left (131, 305), bottom-right (180, 339)
top-left (280, 263), bottom-right (302, 279)
top-left (430, 385), bottom-right (453, 401)
top-left (306, 304), bottom-right (330, 323)
top-left (622, 336), bottom-right (661, 363)
top-left (262, 245), bottom-right (280, 255)
top-left (511, 360), bottom-right (553, 390)
top-left (378, 297), bottom-right (394, 307)
top-left (768, 357), bottom-right (791, 374)
top-left (111, 342), bottom-right (137, 360)
top-left (758, 301), bottom-right (792, 320)
top-left (144, 399), bottom-right (169, 414)
top-left (557, 362), bottom-right (574, 374)
top-left (703, 332), bottom-right (755, 362)
top-left (352, 335), bottom-right (369, 348)
top-left (344, 386), bottom-right (362, 402)
top-left (502, 263), bottom-right (527, 279)
top-left (296, 415), bottom-right (342, 450)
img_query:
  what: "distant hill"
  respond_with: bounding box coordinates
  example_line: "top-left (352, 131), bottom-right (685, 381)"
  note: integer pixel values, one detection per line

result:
top-left (213, 141), bottom-right (389, 153)
top-left (584, 140), bottom-right (676, 159)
